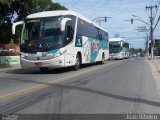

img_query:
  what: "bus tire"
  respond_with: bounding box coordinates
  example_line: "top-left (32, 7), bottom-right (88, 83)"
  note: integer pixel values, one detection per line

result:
top-left (73, 54), bottom-right (80, 70)
top-left (39, 67), bottom-right (49, 72)
top-left (100, 53), bottom-right (105, 64)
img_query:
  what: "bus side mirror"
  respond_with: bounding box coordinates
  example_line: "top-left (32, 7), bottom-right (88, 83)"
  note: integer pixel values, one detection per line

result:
top-left (60, 18), bottom-right (72, 32)
top-left (12, 21), bottom-right (24, 34)
top-left (66, 26), bottom-right (74, 41)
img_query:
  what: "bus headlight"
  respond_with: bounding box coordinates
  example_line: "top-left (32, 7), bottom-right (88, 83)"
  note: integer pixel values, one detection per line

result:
top-left (54, 52), bottom-right (63, 58)
top-left (55, 50), bottom-right (67, 57)
top-left (47, 50), bottom-right (67, 58)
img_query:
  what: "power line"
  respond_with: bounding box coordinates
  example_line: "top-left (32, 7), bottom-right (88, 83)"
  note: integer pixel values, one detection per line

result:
top-left (153, 1), bottom-right (160, 18)
top-left (106, 26), bottom-right (135, 29)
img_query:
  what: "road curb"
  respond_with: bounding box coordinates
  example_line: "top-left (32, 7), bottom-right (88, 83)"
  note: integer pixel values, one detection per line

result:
top-left (153, 61), bottom-right (160, 73)
top-left (146, 57), bottom-right (160, 94)
top-left (146, 57), bottom-right (160, 74)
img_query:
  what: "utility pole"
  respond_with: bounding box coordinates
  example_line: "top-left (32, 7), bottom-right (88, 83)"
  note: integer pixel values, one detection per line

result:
top-left (146, 5), bottom-right (157, 59)
top-left (145, 35), bottom-right (149, 57)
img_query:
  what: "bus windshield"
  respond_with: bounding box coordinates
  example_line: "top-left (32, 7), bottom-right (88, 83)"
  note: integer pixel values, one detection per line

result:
top-left (21, 16), bottom-right (63, 53)
top-left (109, 42), bottom-right (122, 53)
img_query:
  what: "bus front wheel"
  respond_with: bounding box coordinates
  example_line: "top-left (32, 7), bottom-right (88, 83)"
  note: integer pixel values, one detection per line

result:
top-left (73, 54), bottom-right (80, 70)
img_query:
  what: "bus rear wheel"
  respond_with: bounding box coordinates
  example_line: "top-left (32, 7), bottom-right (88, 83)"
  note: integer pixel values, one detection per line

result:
top-left (100, 53), bottom-right (105, 64)
top-left (39, 67), bottom-right (49, 72)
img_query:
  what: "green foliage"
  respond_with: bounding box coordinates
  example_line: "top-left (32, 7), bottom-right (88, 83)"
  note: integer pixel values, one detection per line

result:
top-left (154, 39), bottom-right (160, 56)
top-left (155, 39), bottom-right (160, 47)
top-left (0, 23), bottom-right (13, 44)
top-left (0, 0), bottom-right (67, 44)
top-left (130, 48), bottom-right (143, 54)
top-left (13, 0), bottom-right (67, 21)
top-left (130, 48), bottom-right (144, 56)
top-left (0, 0), bottom-right (14, 5)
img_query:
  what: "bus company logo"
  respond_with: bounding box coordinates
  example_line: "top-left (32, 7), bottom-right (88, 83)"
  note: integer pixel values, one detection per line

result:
top-left (75, 37), bottom-right (82, 47)
top-left (92, 41), bottom-right (99, 51)
top-left (39, 44), bottom-right (43, 48)
top-left (77, 39), bottom-right (82, 46)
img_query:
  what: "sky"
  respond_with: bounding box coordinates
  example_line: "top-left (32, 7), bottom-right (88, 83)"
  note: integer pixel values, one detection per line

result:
top-left (53, 0), bottom-right (160, 49)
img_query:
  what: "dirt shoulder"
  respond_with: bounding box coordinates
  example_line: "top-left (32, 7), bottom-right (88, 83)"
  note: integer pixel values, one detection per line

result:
top-left (147, 56), bottom-right (160, 93)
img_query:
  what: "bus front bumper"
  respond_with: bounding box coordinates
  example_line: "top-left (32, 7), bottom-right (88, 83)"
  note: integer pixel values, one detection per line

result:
top-left (20, 56), bottom-right (65, 68)
top-left (109, 55), bottom-right (123, 60)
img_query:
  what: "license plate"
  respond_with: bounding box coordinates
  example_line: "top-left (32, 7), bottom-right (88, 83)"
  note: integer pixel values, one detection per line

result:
top-left (35, 62), bottom-right (42, 66)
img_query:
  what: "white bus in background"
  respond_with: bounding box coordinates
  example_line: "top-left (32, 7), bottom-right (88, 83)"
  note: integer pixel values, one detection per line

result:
top-left (109, 37), bottom-right (129, 59)
top-left (12, 10), bottom-right (109, 72)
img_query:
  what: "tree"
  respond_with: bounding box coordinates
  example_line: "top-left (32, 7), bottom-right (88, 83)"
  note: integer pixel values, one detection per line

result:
top-left (14, 0), bottom-right (67, 21)
top-left (0, 1), bottom-right (14, 44)
top-left (154, 39), bottom-right (160, 56)
top-left (130, 48), bottom-right (144, 57)
top-left (155, 39), bottom-right (160, 47)
top-left (0, 0), bottom-right (67, 44)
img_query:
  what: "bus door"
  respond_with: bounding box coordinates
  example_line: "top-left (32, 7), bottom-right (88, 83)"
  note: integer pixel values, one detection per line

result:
top-left (81, 36), bottom-right (91, 63)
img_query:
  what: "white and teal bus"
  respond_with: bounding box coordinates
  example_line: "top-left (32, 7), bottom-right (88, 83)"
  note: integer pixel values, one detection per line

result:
top-left (12, 10), bottom-right (109, 71)
top-left (109, 37), bottom-right (129, 59)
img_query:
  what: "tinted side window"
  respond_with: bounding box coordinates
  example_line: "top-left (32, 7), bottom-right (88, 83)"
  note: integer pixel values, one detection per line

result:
top-left (77, 18), bottom-right (108, 40)
top-left (104, 33), bottom-right (109, 41)
top-left (123, 43), bottom-right (129, 48)
top-left (77, 19), bottom-right (91, 37)
top-left (64, 15), bottom-right (76, 33)
top-left (99, 29), bottom-right (103, 40)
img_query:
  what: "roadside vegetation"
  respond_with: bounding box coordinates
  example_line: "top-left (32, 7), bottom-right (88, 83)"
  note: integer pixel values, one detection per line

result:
top-left (0, 0), bottom-right (67, 56)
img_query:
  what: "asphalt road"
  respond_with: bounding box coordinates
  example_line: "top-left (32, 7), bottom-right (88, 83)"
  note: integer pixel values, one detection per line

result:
top-left (0, 57), bottom-right (160, 114)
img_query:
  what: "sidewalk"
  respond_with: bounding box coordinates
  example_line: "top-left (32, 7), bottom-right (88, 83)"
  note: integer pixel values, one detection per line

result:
top-left (0, 64), bottom-right (21, 72)
top-left (152, 56), bottom-right (160, 73)
top-left (147, 56), bottom-right (160, 93)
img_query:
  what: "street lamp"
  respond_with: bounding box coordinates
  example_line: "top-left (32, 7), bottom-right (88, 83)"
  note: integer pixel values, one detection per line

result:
top-left (131, 15), bottom-right (154, 59)
top-left (132, 15), bottom-right (142, 19)
top-left (132, 15), bottom-right (150, 26)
